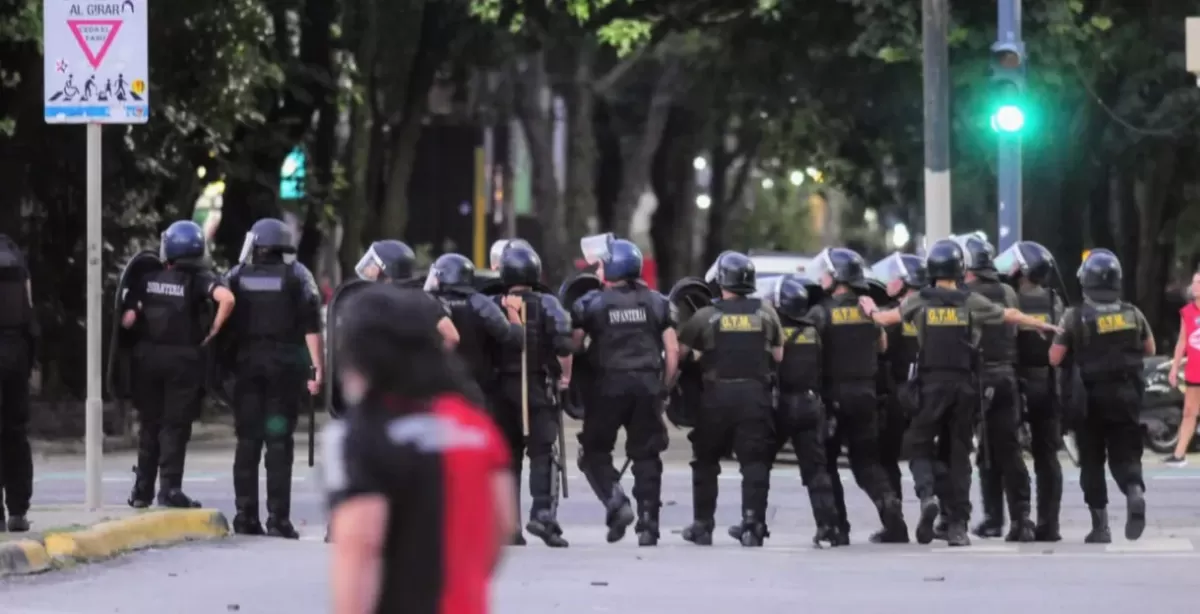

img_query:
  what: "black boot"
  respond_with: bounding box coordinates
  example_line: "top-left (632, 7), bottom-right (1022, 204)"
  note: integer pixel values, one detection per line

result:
top-left (1034, 521), bottom-right (1062, 542)
top-left (933, 515), bottom-right (949, 541)
top-left (812, 524), bottom-right (844, 548)
top-left (526, 509), bottom-right (569, 548)
top-left (1125, 485), bottom-right (1146, 541)
top-left (233, 513), bottom-right (264, 535)
top-left (1004, 500), bottom-right (1036, 543)
top-left (914, 497), bottom-right (940, 545)
top-left (946, 521), bottom-right (971, 547)
top-left (635, 503), bottom-right (660, 547)
top-left (972, 517), bottom-right (1003, 538)
top-left (734, 510), bottom-right (767, 547)
top-left (869, 497), bottom-right (909, 543)
top-left (682, 520), bottom-right (714, 546)
top-left (1084, 508), bottom-right (1111, 544)
top-left (266, 516), bottom-right (299, 539)
top-left (605, 498), bottom-right (635, 544)
top-left (157, 488), bottom-right (201, 508)
top-left (6, 515), bottom-right (29, 533)
top-left (128, 466), bottom-right (155, 509)
top-left (511, 532), bottom-right (527, 546)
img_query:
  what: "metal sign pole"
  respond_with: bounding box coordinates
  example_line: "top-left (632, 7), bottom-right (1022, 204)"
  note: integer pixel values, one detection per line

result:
top-left (85, 123), bottom-right (103, 510)
top-left (995, 0), bottom-right (1023, 253)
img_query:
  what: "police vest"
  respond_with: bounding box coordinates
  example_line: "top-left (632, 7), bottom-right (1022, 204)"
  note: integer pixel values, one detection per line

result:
top-left (1016, 288), bottom-right (1055, 368)
top-left (588, 287), bottom-right (663, 372)
top-left (778, 318), bottom-right (820, 393)
top-left (916, 287), bottom-right (974, 376)
top-left (887, 319), bottom-right (920, 384)
top-left (0, 241), bottom-right (30, 331)
top-left (233, 263), bottom-right (299, 343)
top-left (437, 288), bottom-right (491, 385)
top-left (703, 298), bottom-right (770, 381)
top-left (494, 292), bottom-right (553, 377)
top-left (140, 269), bottom-right (199, 346)
top-left (820, 296), bottom-right (878, 383)
top-left (970, 280), bottom-right (1016, 365)
top-left (1076, 302), bottom-right (1143, 383)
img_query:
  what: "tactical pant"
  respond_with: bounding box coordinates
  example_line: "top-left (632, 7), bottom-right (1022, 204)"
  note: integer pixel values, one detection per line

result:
top-left (132, 344), bottom-right (203, 498)
top-left (1077, 380), bottom-right (1144, 508)
top-left (493, 375), bottom-right (560, 518)
top-left (232, 352), bottom-right (305, 520)
top-left (824, 382), bottom-right (895, 534)
top-left (689, 380), bottom-right (773, 524)
top-left (773, 390), bottom-right (837, 526)
top-left (578, 371), bottom-right (666, 526)
top-left (976, 369), bottom-right (1033, 525)
top-left (1021, 371), bottom-right (1063, 527)
top-left (878, 383), bottom-right (915, 498)
top-left (906, 379), bottom-right (976, 523)
top-left (0, 336), bottom-right (32, 517)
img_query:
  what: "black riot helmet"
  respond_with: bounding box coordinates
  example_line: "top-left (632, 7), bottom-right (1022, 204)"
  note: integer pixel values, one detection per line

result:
top-left (951, 231), bottom-right (996, 272)
top-left (808, 247), bottom-right (867, 290)
top-left (499, 243), bottom-right (542, 287)
top-left (925, 239), bottom-right (966, 281)
top-left (869, 251), bottom-right (928, 296)
top-left (160, 220), bottom-right (208, 264)
top-left (602, 239), bottom-right (643, 282)
top-left (1077, 250), bottom-right (1123, 303)
top-left (425, 253), bottom-right (475, 291)
top-left (994, 240), bottom-right (1056, 285)
top-left (490, 238), bottom-right (533, 270)
top-left (355, 240), bottom-right (416, 282)
top-left (713, 251), bottom-right (756, 295)
top-left (239, 218), bottom-right (296, 264)
top-left (771, 274), bottom-right (811, 320)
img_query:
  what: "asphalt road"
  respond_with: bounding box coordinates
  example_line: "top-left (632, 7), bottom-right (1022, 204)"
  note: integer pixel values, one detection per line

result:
top-left (4, 444), bottom-right (1200, 612)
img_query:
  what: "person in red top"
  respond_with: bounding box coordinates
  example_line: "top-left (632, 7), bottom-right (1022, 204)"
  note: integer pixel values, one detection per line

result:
top-left (321, 283), bottom-right (516, 614)
top-left (1165, 271), bottom-right (1200, 465)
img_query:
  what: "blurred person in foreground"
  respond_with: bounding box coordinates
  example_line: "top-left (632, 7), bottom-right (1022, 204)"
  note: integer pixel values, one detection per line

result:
top-left (322, 283), bottom-right (515, 614)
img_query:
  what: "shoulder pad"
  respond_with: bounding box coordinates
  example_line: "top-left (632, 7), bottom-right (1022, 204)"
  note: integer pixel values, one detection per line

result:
top-left (579, 289), bottom-right (601, 307)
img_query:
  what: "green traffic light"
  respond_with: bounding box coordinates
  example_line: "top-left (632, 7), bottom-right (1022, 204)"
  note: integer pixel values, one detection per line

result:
top-left (990, 105), bottom-right (1025, 133)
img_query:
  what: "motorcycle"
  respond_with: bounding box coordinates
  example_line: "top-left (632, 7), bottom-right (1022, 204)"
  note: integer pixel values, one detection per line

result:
top-left (1139, 355), bottom-right (1192, 454)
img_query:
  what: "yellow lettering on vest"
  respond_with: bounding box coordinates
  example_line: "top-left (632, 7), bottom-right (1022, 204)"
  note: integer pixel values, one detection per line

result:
top-left (925, 307), bottom-right (966, 327)
top-left (719, 314), bottom-right (760, 332)
top-left (902, 322), bottom-right (918, 337)
top-left (1096, 312), bottom-right (1135, 334)
top-left (830, 307), bottom-right (865, 325)
top-left (784, 326), bottom-right (816, 344)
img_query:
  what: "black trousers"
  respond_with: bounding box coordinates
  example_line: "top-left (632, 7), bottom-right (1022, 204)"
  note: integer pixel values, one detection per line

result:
top-left (975, 369), bottom-right (1033, 521)
top-left (824, 382), bottom-right (894, 533)
top-left (1020, 370), bottom-right (1063, 525)
top-left (578, 371), bottom-right (666, 519)
top-left (232, 352), bottom-right (305, 519)
top-left (878, 383), bottom-right (915, 498)
top-left (774, 390), bottom-right (836, 526)
top-left (493, 375), bottom-right (560, 516)
top-left (689, 380), bottom-right (773, 523)
top-left (132, 344), bottom-right (203, 496)
top-left (1077, 380), bottom-right (1144, 509)
top-left (906, 378), bottom-right (976, 523)
top-left (0, 337), bottom-right (31, 517)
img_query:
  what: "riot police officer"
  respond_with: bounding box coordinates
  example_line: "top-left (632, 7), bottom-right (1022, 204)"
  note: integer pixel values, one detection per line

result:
top-left (355, 240), bottom-right (459, 348)
top-left (805, 247), bottom-right (907, 544)
top-left (571, 239), bottom-right (676, 546)
top-left (121, 221), bottom-right (235, 510)
top-left (226, 218), bottom-right (324, 538)
top-left (863, 240), bottom-right (1060, 546)
top-left (677, 252), bottom-right (783, 547)
top-left (1049, 251), bottom-right (1153, 543)
top-left (997, 240), bottom-right (1065, 541)
top-left (0, 234), bottom-right (37, 532)
top-left (491, 243), bottom-right (574, 548)
top-left (956, 232), bottom-right (1034, 542)
top-left (764, 274), bottom-right (841, 546)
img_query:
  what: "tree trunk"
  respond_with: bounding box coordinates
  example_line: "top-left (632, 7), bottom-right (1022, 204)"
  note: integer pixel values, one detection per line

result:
top-left (1134, 143), bottom-right (1183, 327)
top-left (564, 37), bottom-right (598, 240)
top-left (651, 106), bottom-right (699, 287)
top-left (611, 58), bottom-right (680, 239)
top-left (340, 100), bottom-right (373, 277)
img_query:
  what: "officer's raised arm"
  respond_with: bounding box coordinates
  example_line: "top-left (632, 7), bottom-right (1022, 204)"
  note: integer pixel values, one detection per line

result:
top-left (864, 293), bottom-right (920, 328)
top-left (471, 292), bottom-right (522, 350)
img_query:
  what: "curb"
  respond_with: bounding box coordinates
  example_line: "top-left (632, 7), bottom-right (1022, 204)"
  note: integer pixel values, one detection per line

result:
top-left (0, 509), bottom-right (229, 577)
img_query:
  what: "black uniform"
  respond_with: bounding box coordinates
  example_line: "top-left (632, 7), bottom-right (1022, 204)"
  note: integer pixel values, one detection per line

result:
top-left (430, 285), bottom-right (523, 397)
top-left (968, 277), bottom-right (1034, 541)
top-left (774, 314), bottom-right (840, 538)
top-left (1016, 286), bottom-right (1064, 539)
top-left (809, 292), bottom-right (907, 542)
top-left (126, 265), bottom-right (222, 508)
top-left (573, 283), bottom-right (672, 544)
top-left (491, 289), bottom-right (573, 546)
top-left (0, 239), bottom-right (34, 529)
top-left (880, 313), bottom-right (920, 497)
top-left (226, 259), bottom-right (322, 535)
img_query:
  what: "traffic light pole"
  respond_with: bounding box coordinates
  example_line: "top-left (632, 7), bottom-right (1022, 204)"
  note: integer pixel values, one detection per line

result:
top-left (996, 0), bottom-right (1023, 252)
top-left (922, 0), bottom-right (952, 243)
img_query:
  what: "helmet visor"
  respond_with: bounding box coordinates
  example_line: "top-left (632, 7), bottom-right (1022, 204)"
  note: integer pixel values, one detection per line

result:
top-left (237, 232), bottom-right (256, 265)
top-left (489, 240), bottom-right (510, 270)
top-left (423, 270), bottom-right (438, 292)
top-left (867, 252), bottom-right (911, 286)
top-left (802, 248), bottom-right (835, 282)
top-left (993, 244), bottom-right (1027, 278)
top-left (580, 233), bottom-right (615, 265)
top-left (354, 246), bottom-right (384, 281)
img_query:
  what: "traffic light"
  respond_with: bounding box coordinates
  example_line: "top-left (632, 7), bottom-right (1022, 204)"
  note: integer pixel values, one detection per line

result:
top-left (989, 42), bottom-right (1026, 134)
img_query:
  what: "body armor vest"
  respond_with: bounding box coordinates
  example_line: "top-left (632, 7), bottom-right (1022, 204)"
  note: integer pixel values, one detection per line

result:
top-left (494, 291), bottom-right (550, 376)
top-left (703, 298), bottom-right (769, 380)
top-left (437, 289), bottom-right (490, 385)
top-left (140, 268), bottom-right (197, 346)
top-left (0, 245), bottom-right (29, 330)
top-left (916, 287), bottom-right (974, 376)
top-left (233, 263), bottom-right (298, 343)
top-left (820, 295), bottom-right (878, 383)
top-left (589, 287), bottom-right (663, 372)
top-left (1076, 302), bottom-right (1143, 383)
top-left (970, 280), bottom-right (1016, 365)
top-left (778, 319), bottom-right (820, 393)
top-left (1016, 288), bottom-right (1055, 368)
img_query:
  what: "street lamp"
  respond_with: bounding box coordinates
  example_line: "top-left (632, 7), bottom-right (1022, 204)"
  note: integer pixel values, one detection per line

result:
top-left (695, 194), bottom-right (711, 209)
top-left (789, 170), bottom-right (804, 186)
top-left (693, 156), bottom-right (707, 171)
